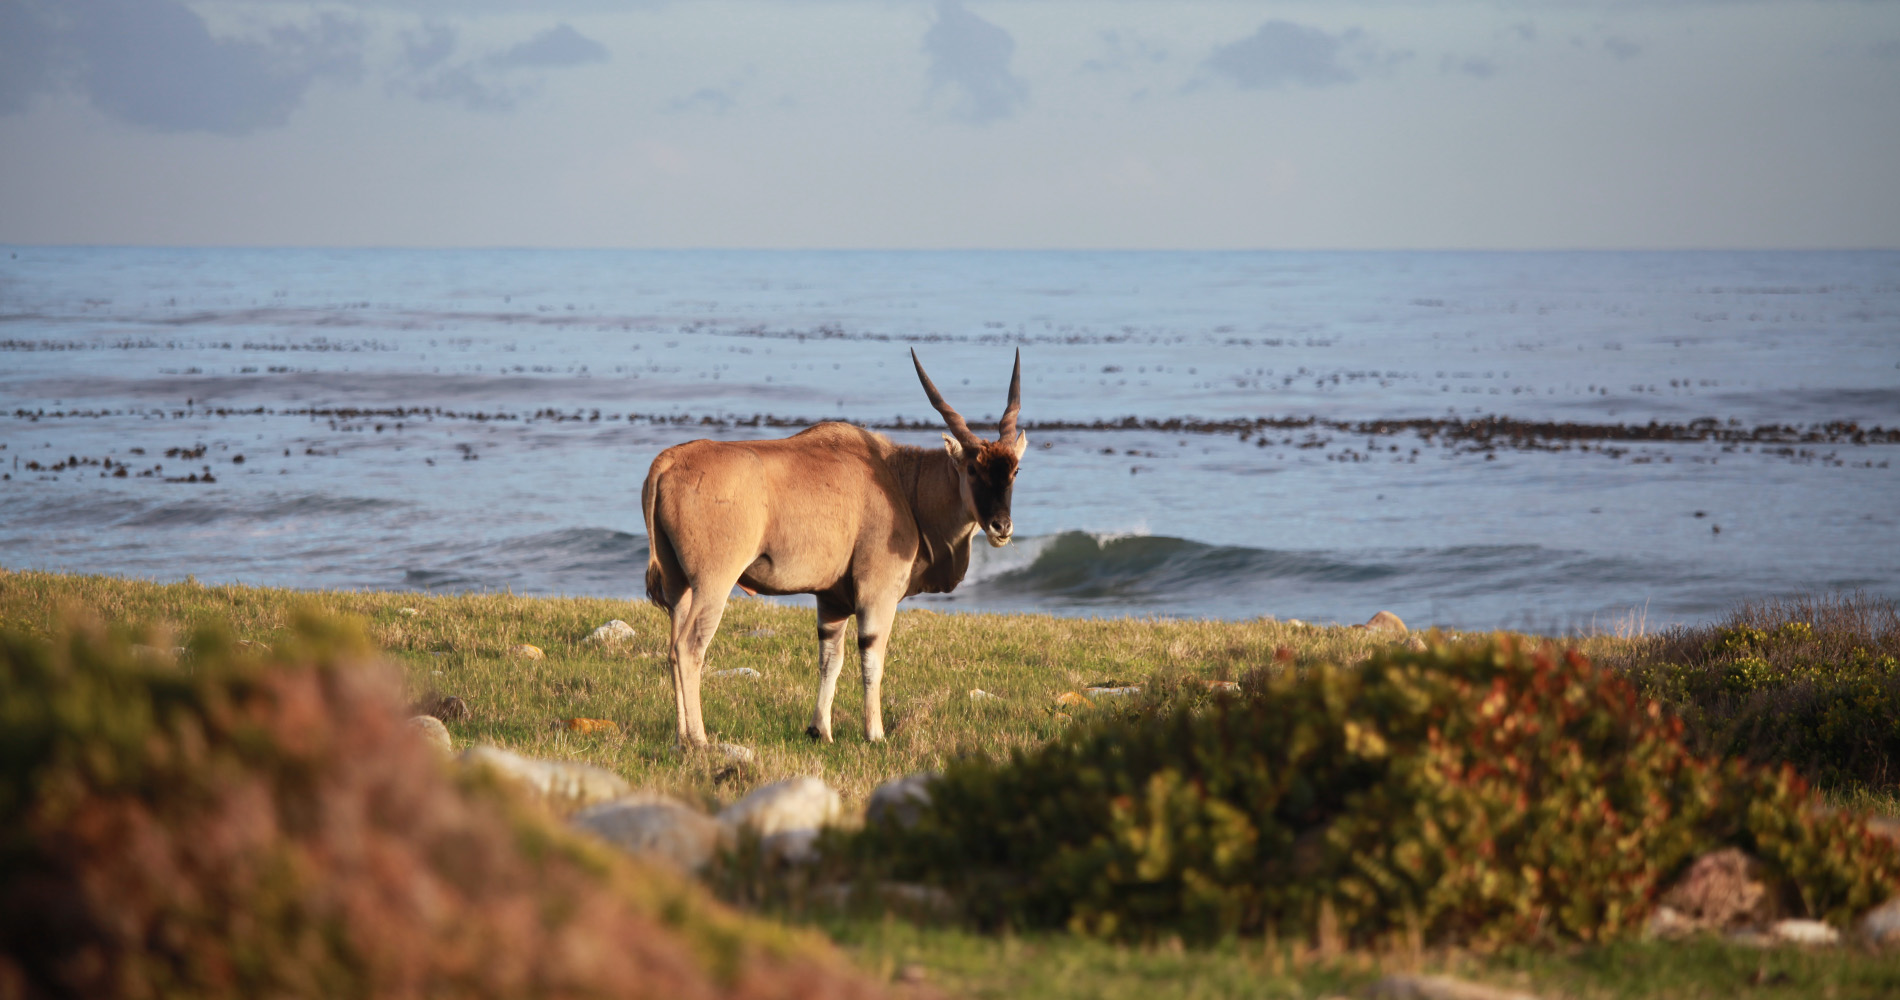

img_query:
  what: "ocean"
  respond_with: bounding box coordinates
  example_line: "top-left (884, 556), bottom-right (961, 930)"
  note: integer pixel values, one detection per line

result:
top-left (3, 247), bottom-right (1896, 631)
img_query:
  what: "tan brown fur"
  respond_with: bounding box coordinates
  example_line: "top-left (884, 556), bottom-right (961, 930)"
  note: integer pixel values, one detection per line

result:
top-left (640, 352), bottom-right (1025, 746)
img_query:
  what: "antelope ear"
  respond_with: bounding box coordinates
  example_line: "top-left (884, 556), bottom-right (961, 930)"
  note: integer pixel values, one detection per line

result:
top-left (1009, 430), bottom-right (1028, 460)
top-left (942, 434), bottom-right (965, 461)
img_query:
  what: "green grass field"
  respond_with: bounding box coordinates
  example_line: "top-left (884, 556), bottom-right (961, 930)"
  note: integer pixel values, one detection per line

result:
top-left (5, 567), bottom-right (1898, 998)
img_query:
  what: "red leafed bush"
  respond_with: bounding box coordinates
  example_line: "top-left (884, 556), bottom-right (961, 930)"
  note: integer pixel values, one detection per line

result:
top-left (849, 636), bottom-right (1900, 947)
top-left (0, 615), bottom-right (890, 1000)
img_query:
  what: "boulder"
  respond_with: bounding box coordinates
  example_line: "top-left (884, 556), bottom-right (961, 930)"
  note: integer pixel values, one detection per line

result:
top-left (460, 744), bottom-right (632, 816)
top-left (1655, 848), bottom-right (1787, 932)
top-left (509, 643), bottom-right (545, 660)
top-left (866, 772), bottom-right (938, 830)
top-left (718, 775), bottom-right (843, 838)
top-left (584, 619), bottom-right (637, 645)
top-left (571, 795), bottom-right (724, 872)
top-left (1365, 610), bottom-right (1408, 633)
top-left (406, 715), bottom-right (452, 753)
top-left (1857, 896), bottom-right (1900, 951)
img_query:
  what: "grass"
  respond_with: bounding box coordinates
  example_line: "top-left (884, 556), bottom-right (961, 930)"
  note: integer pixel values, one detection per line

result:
top-left (5, 566), bottom-right (1900, 998)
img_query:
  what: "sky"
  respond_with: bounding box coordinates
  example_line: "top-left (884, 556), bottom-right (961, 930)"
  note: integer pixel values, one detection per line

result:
top-left (1, 0), bottom-right (1897, 250)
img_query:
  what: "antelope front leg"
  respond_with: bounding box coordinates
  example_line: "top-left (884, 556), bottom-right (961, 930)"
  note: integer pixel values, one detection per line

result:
top-left (807, 602), bottom-right (850, 742)
top-left (857, 599), bottom-right (898, 742)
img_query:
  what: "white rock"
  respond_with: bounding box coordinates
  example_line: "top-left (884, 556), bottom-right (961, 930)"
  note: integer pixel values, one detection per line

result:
top-left (761, 829), bottom-right (821, 867)
top-left (399, 607), bottom-right (420, 616)
top-left (460, 744), bottom-right (632, 815)
top-left (968, 688), bottom-right (1000, 701)
top-left (571, 795), bottom-right (724, 872)
top-left (866, 772), bottom-right (938, 829)
top-left (1858, 896), bottom-right (1900, 950)
top-left (406, 715), bottom-right (452, 753)
top-left (717, 743), bottom-right (755, 764)
top-left (1085, 686), bottom-right (1141, 697)
top-left (707, 667), bottom-right (760, 680)
top-left (1770, 919), bottom-right (1840, 946)
top-left (585, 619), bottom-right (637, 645)
top-left (509, 643), bottom-right (545, 660)
top-left (718, 775), bottom-right (843, 837)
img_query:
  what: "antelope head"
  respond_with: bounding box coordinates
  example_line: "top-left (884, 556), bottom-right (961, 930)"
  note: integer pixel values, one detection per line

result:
top-left (912, 349), bottom-right (1027, 547)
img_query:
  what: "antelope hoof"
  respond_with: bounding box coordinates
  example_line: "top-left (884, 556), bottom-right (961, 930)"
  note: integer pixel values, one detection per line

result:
top-left (805, 725), bottom-right (832, 743)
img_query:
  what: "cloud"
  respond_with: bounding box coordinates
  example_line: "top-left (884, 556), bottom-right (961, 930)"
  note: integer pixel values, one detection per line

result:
top-left (1, 0), bottom-right (365, 134)
top-left (1442, 54), bottom-right (1499, 80)
top-left (403, 22), bottom-right (610, 112)
top-left (488, 24), bottom-right (609, 70)
top-left (1602, 35), bottom-right (1643, 61)
top-left (1204, 20), bottom-right (1371, 90)
top-left (923, 0), bottom-right (1028, 125)
top-left (1081, 29), bottom-right (1168, 75)
top-left (668, 87), bottom-right (736, 115)
top-left (402, 22), bottom-right (457, 73)
top-left (1875, 39), bottom-right (1900, 62)
top-left (0, 1), bottom-right (62, 114)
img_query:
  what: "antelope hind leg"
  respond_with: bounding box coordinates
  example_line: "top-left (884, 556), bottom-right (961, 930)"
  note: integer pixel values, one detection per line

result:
top-left (807, 599), bottom-right (850, 742)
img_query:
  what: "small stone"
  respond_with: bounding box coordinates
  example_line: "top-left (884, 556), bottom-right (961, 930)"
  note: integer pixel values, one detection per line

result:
top-left (1768, 918), bottom-right (1840, 946)
top-left (716, 742), bottom-right (755, 764)
top-left (406, 715), bottom-right (452, 752)
top-left (1643, 904), bottom-right (1695, 941)
top-left (510, 643), bottom-right (545, 660)
top-left (718, 775), bottom-right (843, 837)
top-left (1365, 610), bottom-right (1408, 633)
top-left (571, 795), bottom-right (723, 872)
top-left (866, 772), bottom-right (938, 830)
top-left (399, 607), bottom-right (419, 616)
top-left (413, 692), bottom-right (471, 722)
top-left (460, 744), bottom-right (632, 816)
top-left (707, 667), bottom-right (760, 680)
top-left (1286, 619), bottom-right (1309, 628)
top-left (1085, 686), bottom-right (1140, 697)
top-left (585, 619), bottom-right (636, 645)
top-left (1857, 896), bottom-right (1900, 950)
top-left (968, 688), bottom-right (1000, 701)
top-left (1366, 974), bottom-right (1542, 1000)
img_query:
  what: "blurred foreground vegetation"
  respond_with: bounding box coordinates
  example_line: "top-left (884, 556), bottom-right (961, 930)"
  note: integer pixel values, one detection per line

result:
top-left (3, 569), bottom-right (1899, 998)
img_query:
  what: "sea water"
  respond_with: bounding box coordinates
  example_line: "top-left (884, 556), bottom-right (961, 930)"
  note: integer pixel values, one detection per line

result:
top-left (2, 247), bottom-right (1896, 631)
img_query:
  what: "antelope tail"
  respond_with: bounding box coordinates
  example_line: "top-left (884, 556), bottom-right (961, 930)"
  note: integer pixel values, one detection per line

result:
top-left (642, 455), bottom-right (676, 611)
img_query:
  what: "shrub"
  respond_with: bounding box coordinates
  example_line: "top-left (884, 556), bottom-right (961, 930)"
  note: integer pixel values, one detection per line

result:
top-left (1604, 593), bottom-right (1900, 789)
top-left (843, 637), bottom-right (1900, 948)
top-left (0, 614), bottom-right (887, 1000)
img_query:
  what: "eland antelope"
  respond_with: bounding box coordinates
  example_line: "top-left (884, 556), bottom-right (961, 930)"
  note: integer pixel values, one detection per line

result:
top-left (642, 350), bottom-right (1026, 745)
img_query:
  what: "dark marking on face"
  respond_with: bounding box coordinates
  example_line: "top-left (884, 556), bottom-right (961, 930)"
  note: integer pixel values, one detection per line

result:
top-left (966, 441), bottom-right (1019, 534)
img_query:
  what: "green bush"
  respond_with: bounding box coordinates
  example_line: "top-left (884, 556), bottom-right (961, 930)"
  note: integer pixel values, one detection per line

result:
top-left (1607, 594), bottom-right (1900, 789)
top-left (843, 637), bottom-right (1900, 948)
top-left (0, 614), bottom-right (885, 1000)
